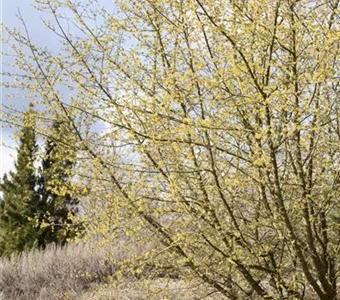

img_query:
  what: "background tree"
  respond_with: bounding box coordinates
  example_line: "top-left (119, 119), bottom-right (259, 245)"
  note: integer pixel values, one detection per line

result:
top-left (0, 109), bottom-right (81, 256)
top-left (37, 120), bottom-right (81, 247)
top-left (0, 104), bottom-right (40, 256)
top-left (3, 0), bottom-right (340, 299)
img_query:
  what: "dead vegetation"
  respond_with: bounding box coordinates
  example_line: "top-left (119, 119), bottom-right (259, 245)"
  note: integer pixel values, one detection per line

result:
top-left (0, 242), bottom-right (117, 300)
top-left (0, 240), bottom-right (225, 300)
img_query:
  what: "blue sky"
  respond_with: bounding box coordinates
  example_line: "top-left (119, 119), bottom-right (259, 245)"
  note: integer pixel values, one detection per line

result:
top-left (1, 0), bottom-right (117, 178)
top-left (1, 0), bottom-right (56, 177)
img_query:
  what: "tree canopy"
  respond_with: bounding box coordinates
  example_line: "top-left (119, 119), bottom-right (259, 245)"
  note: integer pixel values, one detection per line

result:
top-left (0, 105), bottom-right (40, 256)
top-left (0, 109), bottom-right (80, 256)
top-left (36, 120), bottom-right (81, 247)
top-left (2, 0), bottom-right (340, 298)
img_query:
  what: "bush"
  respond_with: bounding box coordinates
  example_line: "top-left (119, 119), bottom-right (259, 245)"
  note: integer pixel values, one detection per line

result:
top-left (0, 242), bottom-right (116, 300)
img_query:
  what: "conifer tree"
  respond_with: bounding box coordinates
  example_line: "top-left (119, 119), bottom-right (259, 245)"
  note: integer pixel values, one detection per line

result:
top-left (0, 105), bottom-right (39, 256)
top-left (37, 121), bottom-right (80, 247)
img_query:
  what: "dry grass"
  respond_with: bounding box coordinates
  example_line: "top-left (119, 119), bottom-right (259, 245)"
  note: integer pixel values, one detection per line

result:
top-left (0, 237), bottom-right (331, 300)
top-left (80, 278), bottom-right (226, 300)
top-left (0, 239), bottom-right (226, 300)
top-left (0, 242), bottom-right (119, 300)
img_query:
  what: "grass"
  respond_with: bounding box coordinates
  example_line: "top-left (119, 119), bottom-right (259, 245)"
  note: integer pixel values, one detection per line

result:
top-left (0, 242), bottom-right (118, 300)
top-left (0, 239), bottom-right (225, 299)
top-left (80, 278), bottom-right (226, 300)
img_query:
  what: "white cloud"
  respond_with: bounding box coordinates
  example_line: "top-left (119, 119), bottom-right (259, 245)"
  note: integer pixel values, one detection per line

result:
top-left (0, 144), bottom-right (16, 178)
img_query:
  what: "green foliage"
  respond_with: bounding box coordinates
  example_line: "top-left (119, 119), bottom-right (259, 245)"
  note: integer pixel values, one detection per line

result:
top-left (37, 121), bottom-right (81, 246)
top-left (0, 107), bottom-right (40, 256)
top-left (0, 113), bottom-right (81, 256)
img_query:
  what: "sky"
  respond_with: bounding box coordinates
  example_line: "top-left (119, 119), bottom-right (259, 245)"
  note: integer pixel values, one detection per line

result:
top-left (1, 0), bottom-right (117, 179)
top-left (1, 0), bottom-right (56, 178)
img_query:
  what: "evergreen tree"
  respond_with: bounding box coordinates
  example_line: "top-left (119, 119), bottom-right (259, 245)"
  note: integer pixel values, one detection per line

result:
top-left (37, 121), bottom-right (80, 247)
top-left (0, 110), bottom-right (81, 257)
top-left (0, 105), bottom-right (40, 256)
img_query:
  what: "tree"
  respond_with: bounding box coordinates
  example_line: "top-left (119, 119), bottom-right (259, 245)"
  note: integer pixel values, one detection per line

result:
top-left (0, 105), bottom-right (40, 256)
top-left (3, 0), bottom-right (340, 298)
top-left (0, 109), bottom-right (81, 256)
top-left (37, 121), bottom-right (80, 247)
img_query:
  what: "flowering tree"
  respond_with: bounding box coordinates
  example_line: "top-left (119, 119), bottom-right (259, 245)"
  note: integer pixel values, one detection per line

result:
top-left (3, 0), bottom-right (340, 298)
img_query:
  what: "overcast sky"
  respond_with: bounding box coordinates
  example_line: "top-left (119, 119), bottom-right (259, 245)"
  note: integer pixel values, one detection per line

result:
top-left (1, 0), bottom-right (57, 178)
top-left (1, 0), bottom-right (118, 179)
